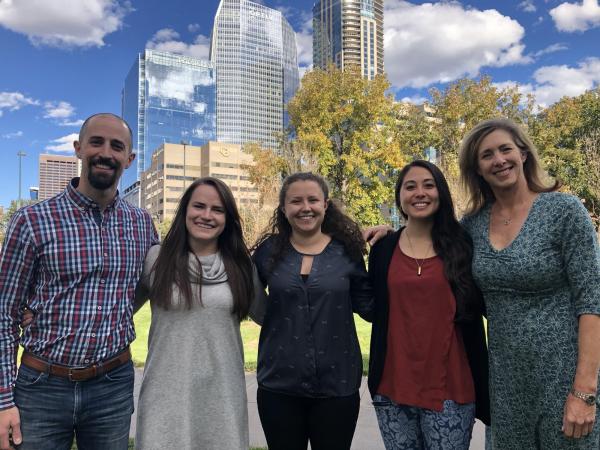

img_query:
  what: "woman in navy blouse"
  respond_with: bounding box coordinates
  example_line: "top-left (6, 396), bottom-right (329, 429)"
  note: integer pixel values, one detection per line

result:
top-left (252, 172), bottom-right (372, 450)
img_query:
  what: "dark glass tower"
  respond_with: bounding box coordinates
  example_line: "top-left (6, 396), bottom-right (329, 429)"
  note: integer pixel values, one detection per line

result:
top-left (121, 50), bottom-right (216, 206)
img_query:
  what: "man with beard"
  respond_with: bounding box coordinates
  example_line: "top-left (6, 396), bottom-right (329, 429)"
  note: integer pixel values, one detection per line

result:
top-left (0, 113), bottom-right (158, 450)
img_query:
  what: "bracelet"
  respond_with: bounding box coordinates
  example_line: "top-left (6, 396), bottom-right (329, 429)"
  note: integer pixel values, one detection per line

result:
top-left (570, 388), bottom-right (597, 406)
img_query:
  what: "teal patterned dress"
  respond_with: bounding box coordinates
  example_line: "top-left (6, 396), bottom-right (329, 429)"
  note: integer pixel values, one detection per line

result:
top-left (462, 192), bottom-right (600, 449)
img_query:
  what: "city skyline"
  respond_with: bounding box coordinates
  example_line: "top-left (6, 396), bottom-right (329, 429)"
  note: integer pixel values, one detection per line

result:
top-left (1, 0), bottom-right (600, 207)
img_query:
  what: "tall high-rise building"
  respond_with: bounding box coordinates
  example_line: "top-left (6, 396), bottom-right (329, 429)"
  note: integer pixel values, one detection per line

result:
top-left (210, 0), bottom-right (300, 149)
top-left (121, 50), bottom-right (216, 206)
top-left (38, 154), bottom-right (80, 201)
top-left (313, 0), bottom-right (384, 79)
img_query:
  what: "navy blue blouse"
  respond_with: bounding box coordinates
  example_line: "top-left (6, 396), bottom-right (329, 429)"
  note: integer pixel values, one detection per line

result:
top-left (253, 237), bottom-right (373, 398)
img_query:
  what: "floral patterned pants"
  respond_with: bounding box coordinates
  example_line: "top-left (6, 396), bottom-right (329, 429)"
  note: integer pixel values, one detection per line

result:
top-left (373, 395), bottom-right (475, 450)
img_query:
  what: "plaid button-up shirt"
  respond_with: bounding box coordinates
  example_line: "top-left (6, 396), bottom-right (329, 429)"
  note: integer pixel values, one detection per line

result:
top-left (0, 179), bottom-right (158, 409)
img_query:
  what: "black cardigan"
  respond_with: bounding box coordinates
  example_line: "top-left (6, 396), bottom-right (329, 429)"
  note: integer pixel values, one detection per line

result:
top-left (367, 229), bottom-right (491, 425)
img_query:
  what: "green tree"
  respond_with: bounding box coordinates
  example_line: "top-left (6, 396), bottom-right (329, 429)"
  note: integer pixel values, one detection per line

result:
top-left (241, 142), bottom-right (286, 208)
top-left (0, 199), bottom-right (37, 244)
top-left (428, 76), bottom-right (534, 213)
top-left (288, 65), bottom-right (406, 225)
top-left (154, 217), bottom-right (173, 240)
top-left (430, 76), bottom-right (534, 173)
top-left (531, 88), bottom-right (600, 221)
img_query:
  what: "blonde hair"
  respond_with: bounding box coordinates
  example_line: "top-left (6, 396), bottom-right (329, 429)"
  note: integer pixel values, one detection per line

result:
top-left (459, 117), bottom-right (558, 215)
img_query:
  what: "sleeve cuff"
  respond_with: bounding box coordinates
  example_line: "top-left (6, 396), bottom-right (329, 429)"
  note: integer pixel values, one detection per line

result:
top-left (0, 392), bottom-right (15, 411)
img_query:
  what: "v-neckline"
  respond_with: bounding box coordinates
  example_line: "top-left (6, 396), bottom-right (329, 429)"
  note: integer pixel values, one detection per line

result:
top-left (485, 194), bottom-right (542, 252)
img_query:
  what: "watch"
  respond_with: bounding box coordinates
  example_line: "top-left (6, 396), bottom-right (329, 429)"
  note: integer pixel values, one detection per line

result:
top-left (570, 388), bottom-right (597, 406)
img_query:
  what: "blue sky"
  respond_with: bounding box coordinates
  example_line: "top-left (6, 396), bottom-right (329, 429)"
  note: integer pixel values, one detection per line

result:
top-left (1, 0), bottom-right (599, 208)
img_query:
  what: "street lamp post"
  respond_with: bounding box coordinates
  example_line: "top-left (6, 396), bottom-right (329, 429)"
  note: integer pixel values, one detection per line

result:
top-left (17, 151), bottom-right (26, 207)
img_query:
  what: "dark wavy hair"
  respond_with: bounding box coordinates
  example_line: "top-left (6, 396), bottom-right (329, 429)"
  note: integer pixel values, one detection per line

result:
top-left (253, 172), bottom-right (365, 271)
top-left (395, 160), bottom-right (484, 321)
top-left (151, 177), bottom-right (253, 319)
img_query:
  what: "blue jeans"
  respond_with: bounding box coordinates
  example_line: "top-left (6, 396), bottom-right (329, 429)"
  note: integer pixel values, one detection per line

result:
top-left (14, 360), bottom-right (134, 450)
top-left (373, 394), bottom-right (475, 450)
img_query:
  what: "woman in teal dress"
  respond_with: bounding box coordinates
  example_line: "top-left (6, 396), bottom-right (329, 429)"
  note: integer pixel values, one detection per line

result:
top-left (459, 117), bottom-right (600, 449)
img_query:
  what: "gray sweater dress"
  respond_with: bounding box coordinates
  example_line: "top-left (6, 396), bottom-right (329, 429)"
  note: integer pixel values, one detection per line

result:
top-left (135, 245), bottom-right (248, 450)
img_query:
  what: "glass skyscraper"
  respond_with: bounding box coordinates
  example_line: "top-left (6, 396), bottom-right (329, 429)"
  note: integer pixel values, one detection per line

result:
top-left (210, 0), bottom-right (300, 149)
top-left (121, 50), bottom-right (216, 206)
top-left (313, 0), bottom-right (384, 80)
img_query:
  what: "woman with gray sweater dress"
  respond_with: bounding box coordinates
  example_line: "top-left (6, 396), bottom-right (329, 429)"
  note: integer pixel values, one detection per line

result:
top-left (134, 177), bottom-right (258, 450)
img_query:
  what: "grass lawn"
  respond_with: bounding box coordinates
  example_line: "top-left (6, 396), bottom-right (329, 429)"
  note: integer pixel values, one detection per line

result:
top-left (132, 303), bottom-right (372, 374)
top-left (131, 302), bottom-right (152, 367)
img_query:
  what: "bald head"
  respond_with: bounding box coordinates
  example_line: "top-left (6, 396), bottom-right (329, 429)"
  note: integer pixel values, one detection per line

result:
top-left (79, 113), bottom-right (133, 152)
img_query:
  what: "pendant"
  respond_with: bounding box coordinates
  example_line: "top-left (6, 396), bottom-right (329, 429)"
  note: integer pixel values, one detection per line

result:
top-left (503, 218), bottom-right (512, 226)
top-left (417, 266), bottom-right (422, 276)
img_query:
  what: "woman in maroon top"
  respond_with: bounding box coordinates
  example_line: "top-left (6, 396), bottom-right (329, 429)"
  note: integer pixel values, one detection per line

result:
top-left (367, 160), bottom-right (490, 449)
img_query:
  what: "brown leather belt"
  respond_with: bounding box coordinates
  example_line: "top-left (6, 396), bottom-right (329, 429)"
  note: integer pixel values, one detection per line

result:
top-left (21, 348), bottom-right (131, 382)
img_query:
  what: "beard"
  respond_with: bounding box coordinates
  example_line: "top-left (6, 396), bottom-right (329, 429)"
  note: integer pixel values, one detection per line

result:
top-left (87, 157), bottom-right (121, 190)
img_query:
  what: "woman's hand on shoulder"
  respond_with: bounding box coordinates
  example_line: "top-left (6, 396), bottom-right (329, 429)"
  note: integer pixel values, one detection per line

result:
top-left (362, 225), bottom-right (394, 247)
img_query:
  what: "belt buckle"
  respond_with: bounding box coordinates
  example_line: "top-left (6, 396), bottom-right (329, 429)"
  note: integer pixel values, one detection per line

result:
top-left (68, 368), bottom-right (78, 382)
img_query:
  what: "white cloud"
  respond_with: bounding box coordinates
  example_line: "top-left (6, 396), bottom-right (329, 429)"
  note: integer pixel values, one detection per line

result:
top-left (299, 65), bottom-right (313, 80)
top-left (60, 119), bottom-right (85, 127)
top-left (2, 131), bottom-right (24, 139)
top-left (0, 0), bottom-right (132, 48)
top-left (43, 100), bottom-right (83, 126)
top-left (550, 0), bottom-right (600, 32)
top-left (532, 57), bottom-right (600, 106)
top-left (384, 1), bottom-right (531, 89)
top-left (292, 12), bottom-right (313, 68)
top-left (400, 95), bottom-right (428, 105)
top-left (46, 133), bottom-right (79, 153)
top-left (146, 28), bottom-right (210, 60)
top-left (44, 101), bottom-right (75, 119)
top-left (532, 43), bottom-right (568, 57)
top-left (518, 1), bottom-right (537, 12)
top-left (495, 58), bottom-right (600, 109)
top-left (0, 91), bottom-right (39, 116)
top-left (187, 23), bottom-right (201, 34)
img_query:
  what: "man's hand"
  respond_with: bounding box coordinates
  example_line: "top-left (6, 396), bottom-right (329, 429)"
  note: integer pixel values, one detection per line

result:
top-left (0, 407), bottom-right (21, 450)
top-left (563, 393), bottom-right (596, 438)
top-left (362, 224), bottom-right (394, 246)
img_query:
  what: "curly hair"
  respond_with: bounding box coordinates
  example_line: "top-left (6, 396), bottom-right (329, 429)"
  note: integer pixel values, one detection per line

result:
top-left (253, 172), bottom-right (365, 272)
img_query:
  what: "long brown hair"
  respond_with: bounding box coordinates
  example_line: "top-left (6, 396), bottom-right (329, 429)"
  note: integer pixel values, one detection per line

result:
top-left (459, 117), bottom-right (559, 215)
top-left (151, 177), bottom-right (253, 319)
top-left (253, 172), bottom-right (365, 271)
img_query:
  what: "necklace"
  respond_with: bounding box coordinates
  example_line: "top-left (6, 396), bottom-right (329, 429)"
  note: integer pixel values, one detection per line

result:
top-left (404, 232), bottom-right (433, 276)
top-left (493, 206), bottom-right (512, 226)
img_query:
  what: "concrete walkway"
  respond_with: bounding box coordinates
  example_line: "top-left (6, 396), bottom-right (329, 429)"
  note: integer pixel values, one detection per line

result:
top-left (131, 369), bottom-right (486, 449)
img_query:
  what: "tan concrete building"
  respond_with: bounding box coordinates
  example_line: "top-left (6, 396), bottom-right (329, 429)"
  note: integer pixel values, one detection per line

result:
top-left (38, 154), bottom-right (81, 201)
top-left (141, 142), bottom-right (258, 222)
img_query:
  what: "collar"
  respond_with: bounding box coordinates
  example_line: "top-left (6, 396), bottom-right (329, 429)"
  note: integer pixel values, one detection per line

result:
top-left (65, 177), bottom-right (121, 212)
